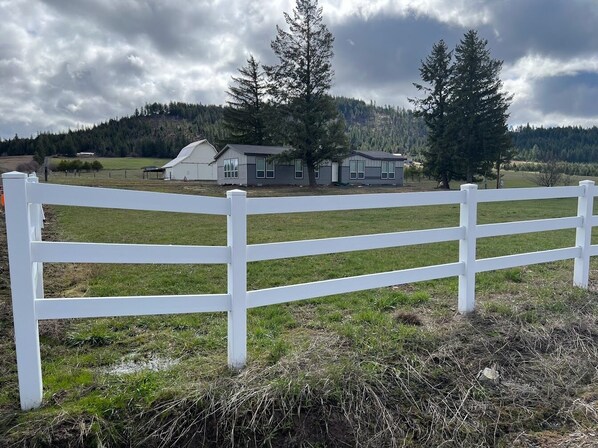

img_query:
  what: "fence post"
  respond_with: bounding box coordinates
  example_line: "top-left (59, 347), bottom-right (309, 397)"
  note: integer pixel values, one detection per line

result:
top-left (458, 184), bottom-right (478, 313)
top-left (574, 180), bottom-right (595, 288)
top-left (28, 174), bottom-right (45, 299)
top-left (2, 172), bottom-right (43, 410)
top-left (227, 189), bottom-right (247, 369)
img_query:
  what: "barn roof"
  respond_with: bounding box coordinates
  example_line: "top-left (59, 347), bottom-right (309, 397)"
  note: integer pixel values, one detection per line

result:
top-left (162, 139), bottom-right (208, 168)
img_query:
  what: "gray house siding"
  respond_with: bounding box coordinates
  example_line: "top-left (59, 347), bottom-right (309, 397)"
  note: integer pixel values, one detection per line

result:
top-left (216, 147), bottom-right (248, 186)
top-left (246, 162), bottom-right (333, 186)
top-left (215, 145), bottom-right (405, 186)
top-left (340, 155), bottom-right (404, 186)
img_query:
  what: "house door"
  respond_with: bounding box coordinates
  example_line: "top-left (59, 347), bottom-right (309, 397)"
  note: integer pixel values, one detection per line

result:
top-left (331, 162), bottom-right (338, 183)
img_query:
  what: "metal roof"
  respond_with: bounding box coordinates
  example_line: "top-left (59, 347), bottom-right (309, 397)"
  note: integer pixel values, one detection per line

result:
top-left (214, 144), bottom-right (291, 160)
top-left (162, 139), bottom-right (207, 168)
top-left (352, 150), bottom-right (407, 161)
top-left (213, 145), bottom-right (407, 162)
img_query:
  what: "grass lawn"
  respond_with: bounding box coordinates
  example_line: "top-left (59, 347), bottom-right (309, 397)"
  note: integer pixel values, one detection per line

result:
top-left (1, 170), bottom-right (598, 446)
top-left (47, 157), bottom-right (171, 180)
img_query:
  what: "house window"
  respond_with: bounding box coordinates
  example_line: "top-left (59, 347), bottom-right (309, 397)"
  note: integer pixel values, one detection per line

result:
top-left (294, 159), bottom-right (303, 179)
top-left (256, 157), bottom-right (274, 179)
top-left (350, 160), bottom-right (365, 179)
top-left (224, 158), bottom-right (238, 178)
top-left (266, 160), bottom-right (275, 178)
top-left (381, 161), bottom-right (395, 179)
top-left (256, 157), bottom-right (265, 178)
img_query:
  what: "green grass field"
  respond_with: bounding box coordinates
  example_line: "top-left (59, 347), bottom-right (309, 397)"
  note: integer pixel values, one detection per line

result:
top-left (2, 170), bottom-right (598, 446)
top-left (49, 156), bottom-right (170, 170)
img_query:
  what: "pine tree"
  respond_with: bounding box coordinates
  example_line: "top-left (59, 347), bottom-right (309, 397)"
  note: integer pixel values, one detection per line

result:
top-left (223, 55), bottom-right (269, 145)
top-left (264, 0), bottom-right (348, 186)
top-left (410, 40), bottom-right (454, 189)
top-left (448, 30), bottom-right (512, 183)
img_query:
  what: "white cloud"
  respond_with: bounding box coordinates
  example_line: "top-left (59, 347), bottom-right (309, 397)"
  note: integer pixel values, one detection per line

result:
top-left (322, 0), bottom-right (490, 26)
top-left (504, 54), bottom-right (598, 80)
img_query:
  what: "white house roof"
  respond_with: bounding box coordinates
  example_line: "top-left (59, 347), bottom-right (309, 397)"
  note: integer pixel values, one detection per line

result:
top-left (162, 139), bottom-right (207, 168)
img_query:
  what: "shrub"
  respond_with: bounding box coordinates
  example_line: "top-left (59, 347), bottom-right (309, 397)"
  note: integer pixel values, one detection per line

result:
top-left (16, 160), bottom-right (40, 173)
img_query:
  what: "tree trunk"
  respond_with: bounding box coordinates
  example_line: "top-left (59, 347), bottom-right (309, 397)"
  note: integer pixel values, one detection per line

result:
top-left (307, 164), bottom-right (317, 187)
top-left (441, 171), bottom-right (450, 190)
top-left (466, 165), bottom-right (473, 183)
top-left (496, 162), bottom-right (501, 189)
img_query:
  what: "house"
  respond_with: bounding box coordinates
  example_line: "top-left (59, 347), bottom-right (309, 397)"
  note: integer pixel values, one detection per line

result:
top-left (214, 144), bottom-right (406, 186)
top-left (162, 140), bottom-right (218, 181)
top-left (341, 151), bottom-right (406, 185)
top-left (214, 144), bottom-right (330, 186)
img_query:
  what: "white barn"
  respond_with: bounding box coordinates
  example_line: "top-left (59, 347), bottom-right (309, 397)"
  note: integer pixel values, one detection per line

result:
top-left (162, 140), bottom-right (218, 181)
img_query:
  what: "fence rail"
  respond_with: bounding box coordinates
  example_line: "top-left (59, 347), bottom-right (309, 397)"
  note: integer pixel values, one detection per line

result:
top-left (2, 171), bottom-right (597, 410)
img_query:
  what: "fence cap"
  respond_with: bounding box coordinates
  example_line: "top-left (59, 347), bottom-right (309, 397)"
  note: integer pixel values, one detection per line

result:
top-left (227, 189), bottom-right (247, 197)
top-left (2, 171), bottom-right (27, 179)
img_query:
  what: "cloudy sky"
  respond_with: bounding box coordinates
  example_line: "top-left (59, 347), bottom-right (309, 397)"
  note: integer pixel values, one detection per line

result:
top-left (2, 0), bottom-right (598, 140)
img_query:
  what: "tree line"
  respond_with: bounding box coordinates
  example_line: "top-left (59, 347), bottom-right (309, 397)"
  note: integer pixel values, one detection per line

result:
top-left (53, 159), bottom-right (104, 172)
top-left (507, 160), bottom-right (598, 178)
top-left (511, 125), bottom-right (598, 163)
top-left (0, 100), bottom-right (427, 165)
top-left (0, 103), bottom-right (227, 164)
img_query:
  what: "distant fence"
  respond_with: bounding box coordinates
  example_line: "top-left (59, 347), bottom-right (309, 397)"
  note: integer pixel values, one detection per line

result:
top-left (2, 171), bottom-right (596, 410)
top-left (52, 169), bottom-right (163, 180)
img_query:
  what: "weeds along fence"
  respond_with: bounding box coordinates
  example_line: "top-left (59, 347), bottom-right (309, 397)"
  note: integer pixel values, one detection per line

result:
top-left (2, 171), bottom-right (597, 410)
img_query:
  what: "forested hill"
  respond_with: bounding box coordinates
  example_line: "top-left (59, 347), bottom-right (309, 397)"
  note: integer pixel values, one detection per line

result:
top-left (335, 97), bottom-right (427, 154)
top-left (512, 125), bottom-right (598, 163)
top-left (0, 98), bottom-right (428, 161)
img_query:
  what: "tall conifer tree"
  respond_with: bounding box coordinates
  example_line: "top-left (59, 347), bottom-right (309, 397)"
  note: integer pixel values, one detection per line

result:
top-left (264, 0), bottom-right (348, 186)
top-left (413, 31), bottom-right (512, 187)
top-left (411, 40), bottom-right (454, 189)
top-left (448, 30), bottom-right (512, 183)
top-left (223, 55), bottom-right (269, 145)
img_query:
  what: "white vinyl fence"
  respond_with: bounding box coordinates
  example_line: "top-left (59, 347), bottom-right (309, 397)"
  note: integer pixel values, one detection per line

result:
top-left (3, 171), bottom-right (597, 410)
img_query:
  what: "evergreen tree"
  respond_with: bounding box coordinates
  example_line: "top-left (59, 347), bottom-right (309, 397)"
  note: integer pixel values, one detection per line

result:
top-left (264, 0), bottom-right (348, 186)
top-left (410, 40), bottom-right (454, 189)
top-left (62, 133), bottom-right (77, 157)
top-left (223, 55), bottom-right (269, 145)
top-left (448, 30), bottom-right (512, 183)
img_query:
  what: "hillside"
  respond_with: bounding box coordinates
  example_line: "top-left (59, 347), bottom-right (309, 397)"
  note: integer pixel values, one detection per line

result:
top-left (512, 124), bottom-right (598, 163)
top-left (3, 100), bottom-right (598, 165)
top-left (0, 99), bottom-right (428, 161)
